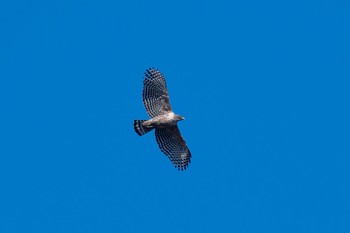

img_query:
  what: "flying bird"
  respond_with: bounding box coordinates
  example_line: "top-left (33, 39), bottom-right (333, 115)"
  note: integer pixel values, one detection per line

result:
top-left (134, 68), bottom-right (191, 170)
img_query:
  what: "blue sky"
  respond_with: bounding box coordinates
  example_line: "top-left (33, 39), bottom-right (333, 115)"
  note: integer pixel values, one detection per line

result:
top-left (1, 0), bottom-right (349, 232)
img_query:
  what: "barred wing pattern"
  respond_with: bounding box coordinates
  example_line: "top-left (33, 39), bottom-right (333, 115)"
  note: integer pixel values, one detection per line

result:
top-left (142, 68), bottom-right (172, 117)
top-left (155, 126), bottom-right (191, 170)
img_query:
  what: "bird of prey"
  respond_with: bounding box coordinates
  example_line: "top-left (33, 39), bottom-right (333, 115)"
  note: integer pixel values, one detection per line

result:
top-left (134, 68), bottom-right (191, 170)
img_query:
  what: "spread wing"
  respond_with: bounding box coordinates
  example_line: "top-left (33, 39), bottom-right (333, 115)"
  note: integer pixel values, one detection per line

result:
top-left (142, 68), bottom-right (172, 117)
top-left (155, 126), bottom-right (191, 170)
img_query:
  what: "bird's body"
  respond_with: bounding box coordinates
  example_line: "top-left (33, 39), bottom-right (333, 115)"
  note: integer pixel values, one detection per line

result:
top-left (143, 112), bottom-right (181, 128)
top-left (134, 68), bottom-right (191, 170)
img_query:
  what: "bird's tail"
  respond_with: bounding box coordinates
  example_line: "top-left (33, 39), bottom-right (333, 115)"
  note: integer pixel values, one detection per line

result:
top-left (134, 120), bottom-right (154, 136)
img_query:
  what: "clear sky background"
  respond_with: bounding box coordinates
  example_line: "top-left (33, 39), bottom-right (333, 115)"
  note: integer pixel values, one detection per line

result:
top-left (1, 1), bottom-right (349, 232)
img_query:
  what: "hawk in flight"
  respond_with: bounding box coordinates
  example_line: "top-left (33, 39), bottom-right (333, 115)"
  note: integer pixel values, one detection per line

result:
top-left (134, 68), bottom-right (191, 170)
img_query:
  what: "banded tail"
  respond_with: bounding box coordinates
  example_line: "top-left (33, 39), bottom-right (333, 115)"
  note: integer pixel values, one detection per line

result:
top-left (134, 120), bottom-right (154, 136)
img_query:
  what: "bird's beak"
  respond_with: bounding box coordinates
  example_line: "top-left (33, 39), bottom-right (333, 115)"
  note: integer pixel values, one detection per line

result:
top-left (181, 116), bottom-right (185, 120)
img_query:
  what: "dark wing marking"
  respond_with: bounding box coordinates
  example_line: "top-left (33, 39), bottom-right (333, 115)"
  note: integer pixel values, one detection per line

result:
top-left (155, 125), bottom-right (191, 171)
top-left (142, 68), bottom-right (172, 117)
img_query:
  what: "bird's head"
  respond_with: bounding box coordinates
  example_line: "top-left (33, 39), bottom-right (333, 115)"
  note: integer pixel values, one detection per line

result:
top-left (175, 114), bottom-right (185, 121)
